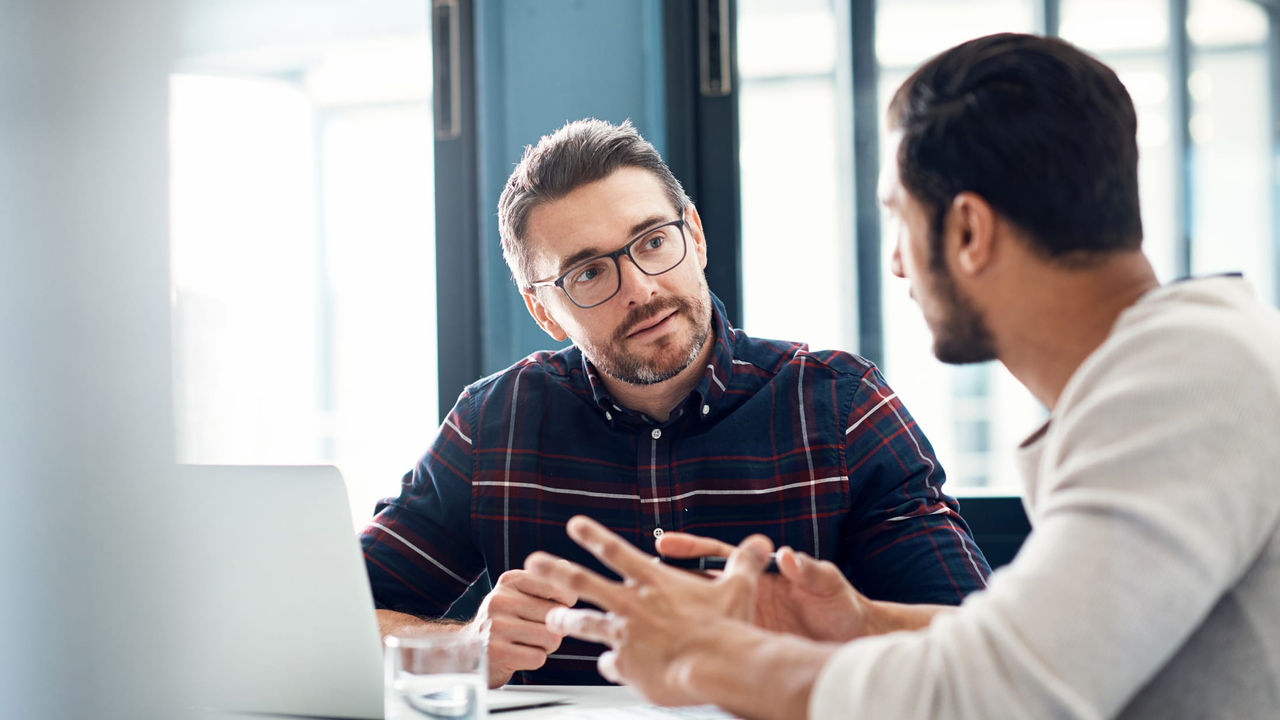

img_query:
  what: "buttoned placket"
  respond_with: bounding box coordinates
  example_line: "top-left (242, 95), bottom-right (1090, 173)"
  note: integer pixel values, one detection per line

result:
top-left (643, 425), bottom-right (665, 537)
top-left (638, 418), bottom-right (688, 540)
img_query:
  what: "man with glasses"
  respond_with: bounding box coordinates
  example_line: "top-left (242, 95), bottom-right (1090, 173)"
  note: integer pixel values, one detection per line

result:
top-left (360, 119), bottom-right (990, 687)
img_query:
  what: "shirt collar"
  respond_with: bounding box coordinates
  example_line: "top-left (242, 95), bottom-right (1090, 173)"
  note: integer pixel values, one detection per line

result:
top-left (579, 292), bottom-right (737, 426)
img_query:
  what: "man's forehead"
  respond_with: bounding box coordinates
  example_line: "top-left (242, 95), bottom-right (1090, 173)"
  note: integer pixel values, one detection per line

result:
top-left (525, 174), bottom-right (677, 276)
top-left (532, 168), bottom-right (670, 228)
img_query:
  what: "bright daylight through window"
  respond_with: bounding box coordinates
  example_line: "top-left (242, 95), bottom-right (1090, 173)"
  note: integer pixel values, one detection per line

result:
top-left (169, 2), bottom-right (438, 528)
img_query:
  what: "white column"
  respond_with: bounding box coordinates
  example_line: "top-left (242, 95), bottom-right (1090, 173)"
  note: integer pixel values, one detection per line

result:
top-left (0, 1), bottom-right (179, 717)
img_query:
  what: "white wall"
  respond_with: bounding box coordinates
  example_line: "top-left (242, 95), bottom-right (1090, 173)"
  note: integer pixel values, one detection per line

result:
top-left (0, 1), bottom-right (181, 717)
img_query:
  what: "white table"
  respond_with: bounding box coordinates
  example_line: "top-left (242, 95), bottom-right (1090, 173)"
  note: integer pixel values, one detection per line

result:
top-left (202, 684), bottom-right (733, 719)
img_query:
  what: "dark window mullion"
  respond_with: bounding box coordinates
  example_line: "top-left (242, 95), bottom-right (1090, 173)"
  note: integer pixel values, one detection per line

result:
top-left (851, 0), bottom-right (882, 367)
top-left (1269, 2), bottom-right (1280, 305)
top-left (433, 0), bottom-right (482, 421)
top-left (663, 0), bottom-right (743, 328)
top-left (1170, 0), bottom-right (1194, 278)
top-left (1037, 0), bottom-right (1061, 37)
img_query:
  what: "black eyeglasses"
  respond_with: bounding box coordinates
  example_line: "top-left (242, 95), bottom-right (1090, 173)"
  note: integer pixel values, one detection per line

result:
top-left (526, 216), bottom-right (689, 309)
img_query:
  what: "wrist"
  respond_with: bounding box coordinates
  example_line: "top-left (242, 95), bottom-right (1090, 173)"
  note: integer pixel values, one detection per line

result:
top-left (864, 599), bottom-right (951, 635)
top-left (682, 621), bottom-right (836, 720)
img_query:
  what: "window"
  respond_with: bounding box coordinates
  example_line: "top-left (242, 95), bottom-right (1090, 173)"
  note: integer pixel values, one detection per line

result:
top-left (738, 0), bottom-right (852, 353)
top-left (170, 3), bottom-right (436, 528)
top-left (1061, 0), bottom-right (1178, 281)
top-left (1188, 0), bottom-right (1273, 299)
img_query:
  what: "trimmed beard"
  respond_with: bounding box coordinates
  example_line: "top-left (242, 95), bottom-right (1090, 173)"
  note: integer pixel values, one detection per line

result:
top-left (593, 291), bottom-right (712, 386)
top-left (927, 251), bottom-right (997, 364)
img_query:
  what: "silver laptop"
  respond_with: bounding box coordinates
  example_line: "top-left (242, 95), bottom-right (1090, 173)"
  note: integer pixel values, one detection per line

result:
top-left (177, 464), bottom-right (384, 719)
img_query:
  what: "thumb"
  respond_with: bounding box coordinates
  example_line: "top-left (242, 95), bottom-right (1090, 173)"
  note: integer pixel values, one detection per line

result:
top-left (723, 534), bottom-right (774, 580)
top-left (777, 547), bottom-right (849, 596)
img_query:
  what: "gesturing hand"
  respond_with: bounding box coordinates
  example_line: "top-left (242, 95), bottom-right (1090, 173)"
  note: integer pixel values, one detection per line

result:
top-left (524, 516), bottom-right (774, 707)
top-left (655, 532), bottom-right (877, 642)
top-left (469, 569), bottom-right (577, 687)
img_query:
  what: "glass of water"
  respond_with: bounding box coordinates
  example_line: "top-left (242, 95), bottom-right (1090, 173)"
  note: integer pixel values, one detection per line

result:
top-left (385, 631), bottom-right (488, 720)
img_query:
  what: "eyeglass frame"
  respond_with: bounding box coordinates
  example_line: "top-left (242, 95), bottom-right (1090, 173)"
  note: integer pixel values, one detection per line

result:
top-left (525, 211), bottom-right (690, 309)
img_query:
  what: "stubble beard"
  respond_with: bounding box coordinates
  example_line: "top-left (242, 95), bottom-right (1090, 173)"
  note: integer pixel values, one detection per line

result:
top-left (592, 291), bottom-right (712, 386)
top-left (928, 260), bottom-right (998, 365)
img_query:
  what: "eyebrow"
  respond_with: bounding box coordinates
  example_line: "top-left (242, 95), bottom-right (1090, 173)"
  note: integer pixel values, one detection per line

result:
top-left (553, 213), bottom-right (673, 276)
top-left (628, 213), bottom-right (670, 238)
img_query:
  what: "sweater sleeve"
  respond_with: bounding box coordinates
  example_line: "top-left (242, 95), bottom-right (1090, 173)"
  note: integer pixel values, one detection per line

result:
top-left (811, 315), bottom-right (1280, 719)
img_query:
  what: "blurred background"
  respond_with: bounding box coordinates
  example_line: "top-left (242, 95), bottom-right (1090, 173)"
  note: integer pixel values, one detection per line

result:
top-left (164, 0), bottom-right (1278, 514)
top-left (4, 1), bottom-right (1277, 715)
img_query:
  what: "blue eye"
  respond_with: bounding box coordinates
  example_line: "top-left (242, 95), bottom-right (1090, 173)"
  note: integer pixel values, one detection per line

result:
top-left (570, 259), bottom-right (610, 287)
top-left (639, 234), bottom-right (665, 252)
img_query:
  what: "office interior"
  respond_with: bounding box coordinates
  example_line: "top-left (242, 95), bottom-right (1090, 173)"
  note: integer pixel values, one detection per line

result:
top-left (3, 0), bottom-right (1277, 717)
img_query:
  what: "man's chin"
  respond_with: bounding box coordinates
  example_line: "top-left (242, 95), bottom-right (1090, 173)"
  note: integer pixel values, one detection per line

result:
top-left (932, 336), bottom-right (997, 365)
top-left (602, 340), bottom-right (701, 386)
top-left (618, 353), bottom-right (693, 386)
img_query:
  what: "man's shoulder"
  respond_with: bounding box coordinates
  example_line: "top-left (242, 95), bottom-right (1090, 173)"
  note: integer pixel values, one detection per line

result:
top-left (1112, 279), bottom-right (1280, 376)
top-left (1068, 278), bottom-right (1280, 417)
top-left (730, 329), bottom-right (877, 382)
top-left (463, 346), bottom-right (583, 399)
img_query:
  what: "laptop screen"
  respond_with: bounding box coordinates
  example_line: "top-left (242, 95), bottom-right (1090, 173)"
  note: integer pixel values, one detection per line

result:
top-left (176, 464), bottom-right (383, 719)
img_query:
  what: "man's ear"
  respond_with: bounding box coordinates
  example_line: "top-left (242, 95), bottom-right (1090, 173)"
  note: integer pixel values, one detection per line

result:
top-left (947, 191), bottom-right (998, 277)
top-left (522, 288), bottom-right (569, 342)
top-left (684, 204), bottom-right (708, 270)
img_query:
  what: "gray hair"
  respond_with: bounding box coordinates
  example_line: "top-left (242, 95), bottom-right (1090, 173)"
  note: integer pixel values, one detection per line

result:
top-left (497, 118), bottom-right (690, 286)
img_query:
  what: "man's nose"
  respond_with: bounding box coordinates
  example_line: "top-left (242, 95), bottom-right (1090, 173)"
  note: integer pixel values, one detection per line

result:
top-left (889, 239), bottom-right (905, 279)
top-left (615, 255), bottom-right (661, 305)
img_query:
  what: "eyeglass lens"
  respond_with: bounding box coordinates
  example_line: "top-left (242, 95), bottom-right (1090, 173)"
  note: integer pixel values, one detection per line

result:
top-left (562, 224), bottom-right (685, 307)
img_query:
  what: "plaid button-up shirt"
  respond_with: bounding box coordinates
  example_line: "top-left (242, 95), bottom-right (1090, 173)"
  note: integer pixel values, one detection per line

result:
top-left (361, 295), bottom-right (990, 684)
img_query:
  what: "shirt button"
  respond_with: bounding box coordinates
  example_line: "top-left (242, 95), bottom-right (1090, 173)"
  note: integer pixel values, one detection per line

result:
top-left (604, 411), bottom-right (612, 421)
top-left (701, 404), bottom-right (710, 415)
top-left (653, 527), bottom-right (664, 538)
top-left (651, 428), bottom-right (662, 440)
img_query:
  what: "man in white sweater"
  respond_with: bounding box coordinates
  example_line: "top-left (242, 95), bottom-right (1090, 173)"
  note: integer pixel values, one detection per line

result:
top-left (522, 32), bottom-right (1280, 719)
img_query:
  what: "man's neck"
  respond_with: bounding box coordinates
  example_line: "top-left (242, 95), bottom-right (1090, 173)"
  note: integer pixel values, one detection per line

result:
top-left (994, 251), bottom-right (1159, 411)
top-left (599, 330), bottom-right (717, 424)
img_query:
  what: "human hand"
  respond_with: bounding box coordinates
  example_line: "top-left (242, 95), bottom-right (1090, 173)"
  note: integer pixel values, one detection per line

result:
top-left (656, 532), bottom-right (876, 642)
top-left (525, 516), bottom-right (775, 706)
top-left (469, 569), bottom-right (578, 687)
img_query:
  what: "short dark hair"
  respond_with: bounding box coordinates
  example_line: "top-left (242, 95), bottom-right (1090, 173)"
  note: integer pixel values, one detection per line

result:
top-left (497, 118), bottom-right (690, 286)
top-left (888, 33), bottom-right (1143, 263)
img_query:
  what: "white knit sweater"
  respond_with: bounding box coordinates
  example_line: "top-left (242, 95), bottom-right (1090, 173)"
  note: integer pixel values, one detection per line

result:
top-left (810, 276), bottom-right (1280, 719)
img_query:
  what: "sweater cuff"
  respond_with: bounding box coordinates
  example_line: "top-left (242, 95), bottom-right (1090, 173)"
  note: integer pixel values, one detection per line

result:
top-left (809, 632), bottom-right (916, 719)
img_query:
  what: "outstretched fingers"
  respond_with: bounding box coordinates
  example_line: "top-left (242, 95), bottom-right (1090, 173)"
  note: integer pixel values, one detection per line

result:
top-left (545, 607), bottom-right (625, 646)
top-left (597, 650), bottom-right (623, 684)
top-left (510, 569), bottom-right (578, 609)
top-left (655, 531), bottom-right (736, 559)
top-left (524, 550), bottom-right (628, 611)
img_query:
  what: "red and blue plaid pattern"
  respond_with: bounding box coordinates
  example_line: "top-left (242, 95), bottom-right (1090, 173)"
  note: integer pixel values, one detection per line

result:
top-left (362, 295), bottom-right (990, 684)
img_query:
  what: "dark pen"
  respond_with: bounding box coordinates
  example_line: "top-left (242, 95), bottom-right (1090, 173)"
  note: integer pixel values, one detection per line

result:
top-left (658, 553), bottom-right (781, 574)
